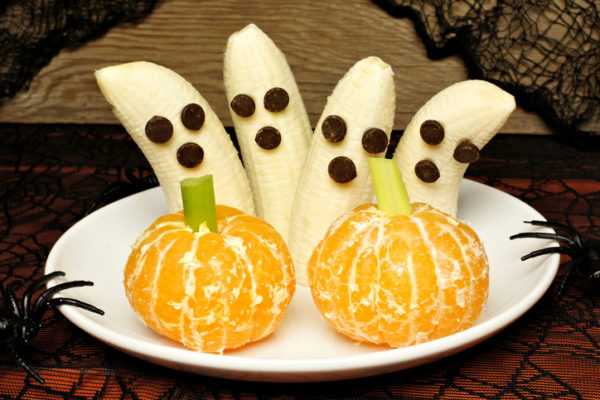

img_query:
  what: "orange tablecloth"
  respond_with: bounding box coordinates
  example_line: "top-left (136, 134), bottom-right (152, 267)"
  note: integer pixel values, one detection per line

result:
top-left (1, 124), bottom-right (599, 399)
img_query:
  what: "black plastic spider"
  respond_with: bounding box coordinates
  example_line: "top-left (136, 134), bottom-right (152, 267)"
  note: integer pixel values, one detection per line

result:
top-left (84, 168), bottom-right (158, 216)
top-left (510, 220), bottom-right (600, 295)
top-left (0, 271), bottom-right (104, 383)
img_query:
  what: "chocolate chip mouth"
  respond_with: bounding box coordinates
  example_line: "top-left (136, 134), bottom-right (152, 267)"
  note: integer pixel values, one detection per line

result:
top-left (255, 126), bottom-right (282, 150)
top-left (177, 142), bottom-right (204, 168)
top-left (415, 159), bottom-right (440, 183)
top-left (328, 156), bottom-right (357, 183)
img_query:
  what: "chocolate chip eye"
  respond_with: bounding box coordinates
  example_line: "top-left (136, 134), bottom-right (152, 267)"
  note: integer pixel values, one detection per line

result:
top-left (145, 116), bottom-right (173, 143)
top-left (453, 141), bottom-right (480, 163)
top-left (231, 94), bottom-right (255, 117)
top-left (264, 87), bottom-right (289, 112)
top-left (328, 156), bottom-right (357, 183)
top-left (415, 159), bottom-right (440, 183)
top-left (322, 115), bottom-right (347, 143)
top-left (177, 142), bottom-right (204, 168)
top-left (420, 120), bottom-right (444, 145)
top-left (362, 128), bottom-right (389, 154)
top-left (255, 126), bottom-right (281, 150)
top-left (181, 103), bottom-right (205, 130)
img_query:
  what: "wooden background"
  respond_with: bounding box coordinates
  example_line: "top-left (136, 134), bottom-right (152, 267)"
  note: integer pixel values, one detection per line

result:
top-left (0, 0), bottom-right (583, 134)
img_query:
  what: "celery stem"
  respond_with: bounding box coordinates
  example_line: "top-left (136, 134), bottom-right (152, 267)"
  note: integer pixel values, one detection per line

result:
top-left (180, 175), bottom-right (218, 233)
top-left (368, 158), bottom-right (412, 216)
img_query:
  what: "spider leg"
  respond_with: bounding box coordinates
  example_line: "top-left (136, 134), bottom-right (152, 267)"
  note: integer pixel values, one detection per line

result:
top-left (124, 167), bottom-right (139, 182)
top-left (1, 280), bottom-right (24, 317)
top-left (520, 246), bottom-right (574, 261)
top-left (22, 271), bottom-right (66, 319)
top-left (524, 220), bottom-right (577, 233)
top-left (41, 297), bottom-right (104, 317)
top-left (124, 168), bottom-right (158, 186)
top-left (558, 261), bottom-right (579, 296)
top-left (84, 183), bottom-right (127, 216)
top-left (147, 175), bottom-right (159, 186)
top-left (30, 280), bottom-right (95, 320)
top-left (523, 220), bottom-right (583, 247)
top-left (5, 339), bottom-right (44, 383)
top-left (509, 232), bottom-right (578, 249)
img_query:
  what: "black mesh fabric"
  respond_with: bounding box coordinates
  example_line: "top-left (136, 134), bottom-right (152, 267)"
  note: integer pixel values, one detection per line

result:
top-left (374, 0), bottom-right (600, 137)
top-left (0, 0), bottom-right (157, 101)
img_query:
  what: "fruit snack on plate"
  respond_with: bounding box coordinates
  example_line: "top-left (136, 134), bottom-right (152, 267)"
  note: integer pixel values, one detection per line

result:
top-left (288, 56), bottom-right (396, 286)
top-left (224, 24), bottom-right (313, 243)
top-left (123, 175), bottom-right (295, 353)
top-left (308, 158), bottom-right (489, 347)
top-left (392, 80), bottom-right (515, 217)
top-left (95, 61), bottom-right (255, 216)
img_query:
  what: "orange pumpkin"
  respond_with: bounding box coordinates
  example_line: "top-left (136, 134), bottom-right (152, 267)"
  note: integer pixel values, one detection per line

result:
top-left (308, 202), bottom-right (488, 347)
top-left (124, 205), bottom-right (295, 353)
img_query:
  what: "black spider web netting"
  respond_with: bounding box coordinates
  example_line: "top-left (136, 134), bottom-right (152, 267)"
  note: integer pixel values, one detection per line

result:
top-left (0, 0), bottom-right (157, 100)
top-left (374, 0), bottom-right (600, 137)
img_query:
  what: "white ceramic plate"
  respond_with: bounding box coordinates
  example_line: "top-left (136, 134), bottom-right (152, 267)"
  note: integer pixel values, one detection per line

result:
top-left (45, 179), bottom-right (559, 382)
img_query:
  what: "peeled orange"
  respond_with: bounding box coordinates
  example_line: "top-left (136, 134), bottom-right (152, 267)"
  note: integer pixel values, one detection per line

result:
top-left (307, 202), bottom-right (488, 347)
top-left (124, 205), bottom-right (295, 353)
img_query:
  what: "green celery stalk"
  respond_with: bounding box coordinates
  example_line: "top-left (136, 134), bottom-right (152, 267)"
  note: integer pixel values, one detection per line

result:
top-left (368, 157), bottom-right (412, 216)
top-left (180, 175), bottom-right (218, 233)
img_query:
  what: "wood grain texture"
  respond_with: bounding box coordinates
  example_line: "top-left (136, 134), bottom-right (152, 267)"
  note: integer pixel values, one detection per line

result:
top-left (0, 0), bottom-right (572, 134)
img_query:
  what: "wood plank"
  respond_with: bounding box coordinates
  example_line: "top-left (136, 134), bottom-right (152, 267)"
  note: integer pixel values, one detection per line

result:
top-left (0, 0), bottom-right (581, 134)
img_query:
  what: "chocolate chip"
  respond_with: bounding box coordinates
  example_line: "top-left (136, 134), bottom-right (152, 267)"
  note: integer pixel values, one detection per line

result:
top-left (322, 115), bottom-right (347, 143)
top-left (453, 141), bottom-right (480, 163)
top-left (177, 143), bottom-right (204, 168)
top-left (328, 156), bottom-right (357, 183)
top-left (420, 120), bottom-right (445, 145)
top-left (362, 128), bottom-right (389, 154)
top-left (255, 126), bottom-right (281, 150)
top-left (231, 94), bottom-right (255, 117)
top-left (181, 103), bottom-right (205, 130)
top-left (264, 87), bottom-right (289, 112)
top-left (415, 159), bottom-right (440, 183)
top-left (145, 116), bottom-right (173, 143)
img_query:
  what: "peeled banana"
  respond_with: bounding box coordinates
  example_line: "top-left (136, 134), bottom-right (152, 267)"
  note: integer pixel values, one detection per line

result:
top-left (223, 24), bottom-right (312, 242)
top-left (95, 61), bottom-right (255, 215)
top-left (289, 56), bottom-right (396, 285)
top-left (393, 80), bottom-right (516, 217)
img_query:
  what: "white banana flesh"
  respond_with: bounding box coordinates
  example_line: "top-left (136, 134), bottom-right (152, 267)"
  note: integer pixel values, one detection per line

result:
top-left (393, 80), bottom-right (516, 217)
top-left (95, 61), bottom-right (255, 215)
top-left (289, 56), bottom-right (396, 286)
top-left (223, 24), bottom-right (312, 243)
